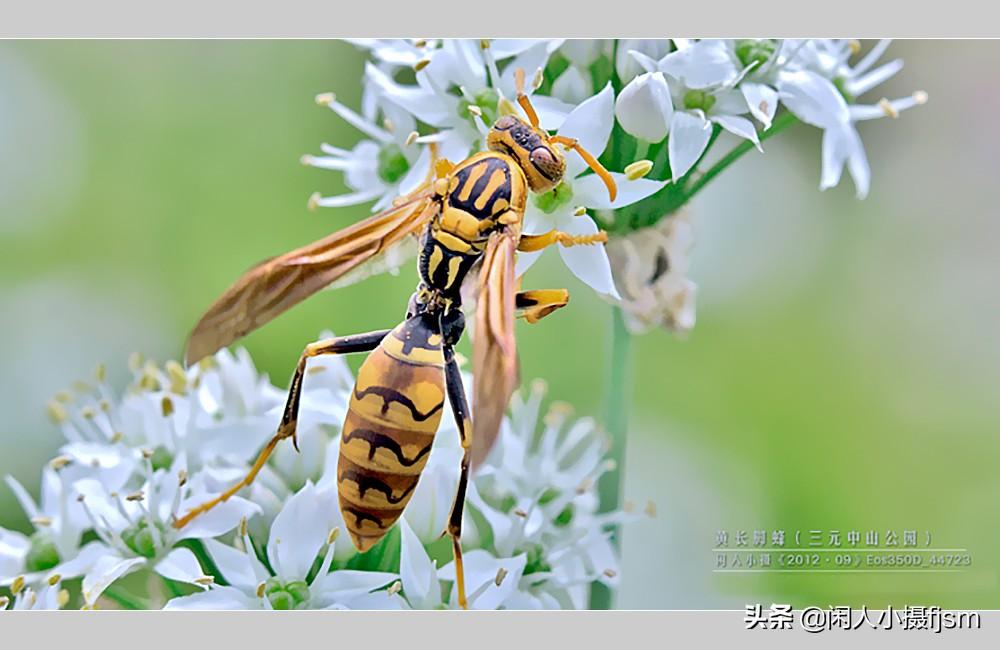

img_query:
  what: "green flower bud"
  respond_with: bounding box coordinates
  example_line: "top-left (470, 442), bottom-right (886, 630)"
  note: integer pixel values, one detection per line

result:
top-left (735, 39), bottom-right (777, 69)
top-left (285, 580), bottom-right (310, 606)
top-left (149, 446), bottom-right (172, 472)
top-left (25, 533), bottom-right (60, 572)
top-left (377, 144), bottom-right (410, 184)
top-left (268, 589), bottom-right (295, 610)
top-left (682, 89), bottom-right (716, 112)
top-left (121, 521), bottom-right (157, 558)
top-left (533, 181), bottom-right (574, 214)
top-left (554, 504), bottom-right (574, 527)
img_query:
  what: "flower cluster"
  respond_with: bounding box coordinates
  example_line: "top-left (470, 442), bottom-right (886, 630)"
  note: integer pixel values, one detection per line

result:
top-left (0, 346), bottom-right (633, 610)
top-left (306, 39), bottom-right (924, 333)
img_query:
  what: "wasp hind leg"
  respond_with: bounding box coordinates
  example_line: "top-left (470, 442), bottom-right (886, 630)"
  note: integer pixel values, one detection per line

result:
top-left (172, 329), bottom-right (391, 530)
top-left (443, 345), bottom-right (473, 609)
top-left (516, 289), bottom-right (570, 324)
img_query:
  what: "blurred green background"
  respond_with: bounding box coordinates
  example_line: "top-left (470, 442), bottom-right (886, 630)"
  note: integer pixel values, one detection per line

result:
top-left (1, 40), bottom-right (996, 609)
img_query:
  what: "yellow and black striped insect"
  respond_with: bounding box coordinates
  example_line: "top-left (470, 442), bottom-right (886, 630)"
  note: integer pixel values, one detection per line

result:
top-left (173, 71), bottom-right (617, 609)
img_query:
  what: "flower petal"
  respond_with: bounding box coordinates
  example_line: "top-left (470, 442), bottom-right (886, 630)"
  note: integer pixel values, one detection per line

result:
top-left (266, 482), bottom-right (339, 581)
top-left (438, 550), bottom-right (527, 610)
top-left (164, 585), bottom-right (259, 610)
top-left (555, 215), bottom-right (620, 299)
top-left (777, 69), bottom-right (849, 129)
top-left (155, 547), bottom-right (205, 586)
top-left (658, 39), bottom-right (739, 89)
top-left (176, 495), bottom-right (261, 540)
top-left (557, 83), bottom-right (615, 178)
top-left (574, 173), bottom-right (667, 211)
top-left (399, 518), bottom-right (439, 609)
top-left (667, 111), bottom-right (712, 180)
top-left (82, 554), bottom-right (146, 605)
top-left (740, 82), bottom-right (778, 129)
top-left (712, 114), bottom-right (761, 150)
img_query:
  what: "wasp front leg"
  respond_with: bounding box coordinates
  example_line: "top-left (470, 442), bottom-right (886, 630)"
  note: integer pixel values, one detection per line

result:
top-left (517, 229), bottom-right (608, 252)
top-left (173, 329), bottom-right (390, 530)
top-left (443, 345), bottom-right (473, 609)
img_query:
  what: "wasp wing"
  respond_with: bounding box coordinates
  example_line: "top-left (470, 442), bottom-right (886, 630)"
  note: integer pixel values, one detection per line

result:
top-left (471, 227), bottom-right (520, 469)
top-left (185, 194), bottom-right (439, 365)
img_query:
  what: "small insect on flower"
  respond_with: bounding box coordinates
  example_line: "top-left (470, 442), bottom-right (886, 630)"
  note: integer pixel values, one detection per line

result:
top-left (174, 69), bottom-right (619, 610)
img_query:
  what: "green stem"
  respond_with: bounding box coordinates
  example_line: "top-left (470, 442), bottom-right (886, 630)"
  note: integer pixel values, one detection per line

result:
top-left (102, 585), bottom-right (148, 610)
top-left (589, 305), bottom-right (633, 610)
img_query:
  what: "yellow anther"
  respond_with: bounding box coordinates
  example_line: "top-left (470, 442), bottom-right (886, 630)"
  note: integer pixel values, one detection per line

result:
top-left (878, 98), bottom-right (899, 119)
top-left (128, 352), bottom-right (143, 372)
top-left (913, 90), bottom-right (928, 105)
top-left (300, 154), bottom-right (315, 166)
top-left (194, 575), bottom-right (215, 586)
top-left (466, 105), bottom-right (483, 117)
top-left (53, 390), bottom-right (73, 403)
top-left (327, 527), bottom-right (340, 545)
top-left (0, 596), bottom-right (9, 609)
top-left (513, 508), bottom-right (528, 518)
top-left (48, 573), bottom-right (62, 586)
top-left (495, 567), bottom-right (508, 586)
top-left (239, 517), bottom-right (249, 537)
top-left (99, 399), bottom-right (111, 412)
top-left (480, 39), bottom-right (490, 50)
top-left (625, 159), bottom-right (654, 180)
top-left (848, 40), bottom-right (861, 55)
top-left (141, 447), bottom-right (154, 459)
top-left (603, 568), bottom-right (618, 578)
top-left (49, 455), bottom-right (72, 471)
top-left (166, 360), bottom-right (187, 393)
top-left (405, 130), bottom-right (420, 146)
top-left (73, 381), bottom-right (92, 393)
top-left (530, 378), bottom-right (548, 396)
top-left (11, 576), bottom-right (25, 595)
top-left (94, 363), bottom-right (107, 383)
top-left (645, 500), bottom-right (657, 517)
top-left (414, 59), bottom-right (431, 72)
top-left (576, 477), bottom-right (594, 494)
top-left (31, 516), bottom-right (53, 527)
top-left (177, 469), bottom-right (188, 487)
top-left (383, 118), bottom-right (395, 133)
top-left (387, 580), bottom-right (402, 596)
top-left (161, 396), bottom-right (174, 417)
top-left (81, 406), bottom-right (96, 420)
top-left (126, 491), bottom-right (145, 502)
top-left (532, 68), bottom-right (544, 90)
top-left (47, 400), bottom-right (68, 424)
top-left (315, 92), bottom-right (335, 106)
top-left (110, 431), bottom-right (124, 443)
top-left (414, 39), bottom-right (427, 48)
top-left (256, 582), bottom-right (267, 598)
top-left (574, 206), bottom-right (588, 216)
top-left (57, 589), bottom-right (70, 608)
top-left (307, 192), bottom-right (321, 211)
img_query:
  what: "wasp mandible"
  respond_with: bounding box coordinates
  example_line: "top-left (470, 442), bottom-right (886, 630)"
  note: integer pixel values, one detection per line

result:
top-left (173, 70), bottom-right (618, 609)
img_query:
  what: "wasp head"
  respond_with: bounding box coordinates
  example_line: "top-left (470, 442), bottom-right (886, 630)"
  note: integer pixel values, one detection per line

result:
top-left (486, 115), bottom-right (566, 194)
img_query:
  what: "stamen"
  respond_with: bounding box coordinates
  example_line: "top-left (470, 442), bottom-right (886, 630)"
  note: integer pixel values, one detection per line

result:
top-left (31, 515), bottom-right (53, 527)
top-left (382, 118), bottom-right (395, 133)
top-left (878, 98), bottom-right (899, 118)
top-left (239, 517), bottom-right (249, 537)
top-left (47, 573), bottom-right (62, 586)
top-left (574, 206), bottom-right (588, 216)
top-left (466, 105), bottom-right (483, 117)
top-left (479, 39), bottom-right (490, 50)
top-left (126, 490), bottom-right (145, 502)
top-left (603, 568), bottom-right (618, 578)
top-left (315, 92), bottom-right (335, 106)
top-left (494, 567), bottom-right (508, 586)
top-left (161, 396), bottom-right (174, 417)
top-left (387, 580), bottom-right (402, 596)
top-left (110, 431), bottom-right (124, 443)
top-left (256, 582), bottom-right (267, 598)
top-left (0, 596), bottom-right (9, 609)
top-left (414, 59), bottom-right (431, 72)
top-left (848, 40), bottom-right (861, 56)
top-left (327, 527), bottom-right (340, 545)
top-left (405, 131), bottom-right (419, 146)
top-left (11, 576), bottom-right (25, 595)
top-left (625, 159), bottom-right (654, 180)
top-left (53, 390), bottom-right (73, 403)
top-left (57, 589), bottom-right (70, 608)
top-left (913, 90), bottom-right (928, 105)
top-left (94, 363), bottom-right (107, 383)
top-left (307, 192), bottom-right (321, 211)
top-left (46, 400), bottom-right (69, 424)
top-left (177, 470), bottom-right (188, 488)
top-left (49, 455), bottom-right (72, 471)
top-left (194, 575), bottom-right (215, 586)
top-left (513, 508), bottom-right (528, 518)
top-left (165, 361), bottom-right (187, 393)
top-left (128, 352), bottom-right (143, 373)
top-left (532, 68), bottom-right (544, 91)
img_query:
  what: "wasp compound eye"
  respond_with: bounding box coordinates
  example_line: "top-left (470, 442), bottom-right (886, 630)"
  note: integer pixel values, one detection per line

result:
top-left (529, 146), bottom-right (563, 181)
top-left (494, 115), bottom-right (518, 130)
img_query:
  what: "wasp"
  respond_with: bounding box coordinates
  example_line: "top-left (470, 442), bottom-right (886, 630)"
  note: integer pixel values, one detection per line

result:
top-left (173, 70), bottom-right (617, 609)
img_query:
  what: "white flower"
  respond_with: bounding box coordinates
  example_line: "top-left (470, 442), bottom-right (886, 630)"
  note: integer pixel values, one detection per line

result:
top-left (2, 575), bottom-right (68, 611)
top-left (72, 460), bottom-right (259, 606)
top-left (1, 468), bottom-right (91, 588)
top-left (633, 40), bottom-right (762, 181)
top-left (165, 482), bottom-right (401, 610)
top-left (615, 72), bottom-right (673, 142)
top-left (516, 85), bottom-right (667, 298)
top-left (615, 39), bottom-right (671, 85)
top-left (777, 40), bottom-right (926, 198)
top-left (606, 212), bottom-right (697, 334)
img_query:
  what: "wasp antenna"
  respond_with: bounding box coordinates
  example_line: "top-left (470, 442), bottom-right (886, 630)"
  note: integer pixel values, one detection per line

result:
top-left (513, 68), bottom-right (540, 128)
top-left (552, 135), bottom-right (617, 202)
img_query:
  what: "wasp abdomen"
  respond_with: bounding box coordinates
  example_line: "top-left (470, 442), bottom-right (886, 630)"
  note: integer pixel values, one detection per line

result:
top-left (337, 315), bottom-right (445, 552)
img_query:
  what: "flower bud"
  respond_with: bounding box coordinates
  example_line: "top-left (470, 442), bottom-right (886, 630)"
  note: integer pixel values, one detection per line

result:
top-left (614, 72), bottom-right (673, 143)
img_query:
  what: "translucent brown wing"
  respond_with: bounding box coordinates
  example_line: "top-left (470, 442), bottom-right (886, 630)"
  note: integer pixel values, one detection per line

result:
top-left (185, 194), bottom-right (439, 365)
top-left (471, 227), bottom-right (519, 468)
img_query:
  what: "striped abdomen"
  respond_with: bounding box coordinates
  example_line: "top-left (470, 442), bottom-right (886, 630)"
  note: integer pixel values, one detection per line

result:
top-left (337, 315), bottom-right (445, 552)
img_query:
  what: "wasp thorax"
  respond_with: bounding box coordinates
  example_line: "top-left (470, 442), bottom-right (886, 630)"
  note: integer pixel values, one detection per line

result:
top-left (487, 115), bottom-right (566, 194)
